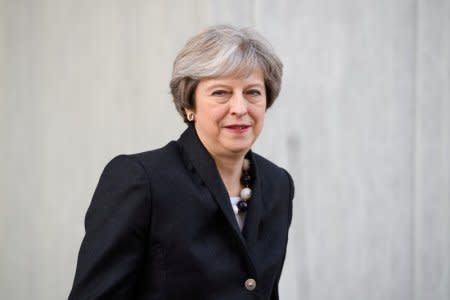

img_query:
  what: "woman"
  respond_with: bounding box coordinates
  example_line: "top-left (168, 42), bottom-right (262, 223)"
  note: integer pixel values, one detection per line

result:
top-left (69, 25), bottom-right (294, 300)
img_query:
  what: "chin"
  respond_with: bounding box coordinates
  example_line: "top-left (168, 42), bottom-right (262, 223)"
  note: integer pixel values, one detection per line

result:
top-left (225, 143), bottom-right (253, 155)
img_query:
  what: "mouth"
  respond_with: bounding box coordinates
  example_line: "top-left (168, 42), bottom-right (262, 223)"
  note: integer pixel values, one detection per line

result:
top-left (224, 124), bottom-right (251, 134)
top-left (224, 124), bottom-right (251, 130)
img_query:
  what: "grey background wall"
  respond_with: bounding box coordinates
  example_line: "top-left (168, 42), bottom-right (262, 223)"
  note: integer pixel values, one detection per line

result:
top-left (0, 0), bottom-right (448, 299)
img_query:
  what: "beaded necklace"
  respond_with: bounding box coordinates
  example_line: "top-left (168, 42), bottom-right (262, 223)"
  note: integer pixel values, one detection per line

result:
top-left (235, 158), bottom-right (252, 213)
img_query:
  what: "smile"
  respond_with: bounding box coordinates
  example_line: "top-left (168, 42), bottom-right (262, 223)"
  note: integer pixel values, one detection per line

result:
top-left (224, 124), bottom-right (251, 134)
top-left (225, 125), bottom-right (250, 129)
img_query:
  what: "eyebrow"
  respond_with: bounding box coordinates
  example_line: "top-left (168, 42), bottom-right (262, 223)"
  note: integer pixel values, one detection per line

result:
top-left (205, 83), bottom-right (265, 92)
top-left (245, 84), bottom-right (265, 89)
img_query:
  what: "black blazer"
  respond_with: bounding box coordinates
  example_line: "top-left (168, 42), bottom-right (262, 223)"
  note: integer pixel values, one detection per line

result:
top-left (69, 125), bottom-right (294, 300)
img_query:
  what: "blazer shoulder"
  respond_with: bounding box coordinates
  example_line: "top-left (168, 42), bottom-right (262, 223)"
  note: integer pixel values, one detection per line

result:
top-left (252, 152), bottom-right (291, 178)
top-left (98, 142), bottom-right (181, 188)
top-left (126, 140), bottom-right (181, 171)
top-left (252, 152), bottom-right (295, 200)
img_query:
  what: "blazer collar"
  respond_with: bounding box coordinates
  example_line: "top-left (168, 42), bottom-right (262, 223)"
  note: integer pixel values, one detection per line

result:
top-left (176, 125), bottom-right (263, 248)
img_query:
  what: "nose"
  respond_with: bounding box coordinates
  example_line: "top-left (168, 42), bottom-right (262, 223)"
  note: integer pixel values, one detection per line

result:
top-left (230, 93), bottom-right (248, 116)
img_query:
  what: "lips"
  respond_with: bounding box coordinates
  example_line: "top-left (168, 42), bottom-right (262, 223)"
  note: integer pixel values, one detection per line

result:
top-left (224, 124), bottom-right (250, 129)
top-left (223, 124), bottom-right (251, 135)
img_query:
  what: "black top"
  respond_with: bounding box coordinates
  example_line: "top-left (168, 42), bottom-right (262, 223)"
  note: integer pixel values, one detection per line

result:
top-left (69, 125), bottom-right (294, 300)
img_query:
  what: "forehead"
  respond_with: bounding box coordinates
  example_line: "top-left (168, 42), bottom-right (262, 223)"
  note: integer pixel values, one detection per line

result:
top-left (199, 67), bottom-right (265, 88)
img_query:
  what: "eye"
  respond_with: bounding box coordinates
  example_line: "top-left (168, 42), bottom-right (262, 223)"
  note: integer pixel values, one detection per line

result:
top-left (211, 90), bottom-right (228, 96)
top-left (246, 89), bottom-right (262, 96)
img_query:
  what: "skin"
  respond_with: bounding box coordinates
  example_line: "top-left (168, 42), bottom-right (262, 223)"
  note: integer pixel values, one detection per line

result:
top-left (185, 67), bottom-right (267, 197)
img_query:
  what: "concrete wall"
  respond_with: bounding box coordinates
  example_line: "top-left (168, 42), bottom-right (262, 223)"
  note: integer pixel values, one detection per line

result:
top-left (1, 1), bottom-right (448, 299)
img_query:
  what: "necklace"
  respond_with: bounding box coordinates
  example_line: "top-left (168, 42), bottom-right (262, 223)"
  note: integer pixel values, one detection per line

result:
top-left (236, 158), bottom-right (252, 213)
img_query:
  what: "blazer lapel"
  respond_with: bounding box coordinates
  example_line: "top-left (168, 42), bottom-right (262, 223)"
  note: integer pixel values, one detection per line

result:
top-left (241, 152), bottom-right (263, 248)
top-left (177, 126), bottom-right (264, 265)
top-left (177, 126), bottom-right (246, 241)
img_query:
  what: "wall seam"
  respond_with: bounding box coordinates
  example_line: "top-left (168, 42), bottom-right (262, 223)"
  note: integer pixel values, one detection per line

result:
top-left (412, 0), bottom-right (420, 299)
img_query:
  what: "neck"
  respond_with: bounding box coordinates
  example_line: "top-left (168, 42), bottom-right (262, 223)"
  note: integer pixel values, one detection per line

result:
top-left (214, 155), bottom-right (246, 197)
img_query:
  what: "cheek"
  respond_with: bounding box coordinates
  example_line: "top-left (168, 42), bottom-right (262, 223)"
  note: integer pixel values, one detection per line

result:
top-left (206, 106), bottom-right (229, 122)
top-left (251, 106), bottom-right (266, 122)
top-left (196, 106), bottom-right (226, 129)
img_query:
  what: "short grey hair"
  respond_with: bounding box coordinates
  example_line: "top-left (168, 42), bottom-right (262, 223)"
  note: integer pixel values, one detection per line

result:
top-left (170, 24), bottom-right (283, 123)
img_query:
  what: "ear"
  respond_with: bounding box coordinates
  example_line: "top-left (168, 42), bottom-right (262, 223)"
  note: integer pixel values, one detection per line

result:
top-left (185, 109), bottom-right (196, 122)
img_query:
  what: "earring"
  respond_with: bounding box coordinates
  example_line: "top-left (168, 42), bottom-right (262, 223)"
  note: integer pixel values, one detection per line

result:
top-left (187, 112), bottom-right (195, 122)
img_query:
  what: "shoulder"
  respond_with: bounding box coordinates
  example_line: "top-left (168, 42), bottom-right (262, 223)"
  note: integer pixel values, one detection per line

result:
top-left (252, 153), bottom-right (284, 174)
top-left (252, 152), bottom-right (295, 201)
top-left (105, 141), bottom-right (181, 177)
top-left (252, 152), bottom-right (292, 182)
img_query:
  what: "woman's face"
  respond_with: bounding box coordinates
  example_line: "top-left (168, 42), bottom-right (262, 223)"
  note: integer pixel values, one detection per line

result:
top-left (187, 68), bottom-right (266, 160)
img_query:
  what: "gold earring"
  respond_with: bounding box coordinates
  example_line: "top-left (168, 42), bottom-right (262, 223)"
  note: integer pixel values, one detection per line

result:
top-left (187, 112), bottom-right (195, 122)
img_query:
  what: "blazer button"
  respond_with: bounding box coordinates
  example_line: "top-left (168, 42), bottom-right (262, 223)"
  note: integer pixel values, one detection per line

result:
top-left (244, 278), bottom-right (256, 291)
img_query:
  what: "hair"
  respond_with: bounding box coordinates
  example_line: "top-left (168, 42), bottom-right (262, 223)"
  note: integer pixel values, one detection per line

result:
top-left (170, 24), bottom-right (283, 123)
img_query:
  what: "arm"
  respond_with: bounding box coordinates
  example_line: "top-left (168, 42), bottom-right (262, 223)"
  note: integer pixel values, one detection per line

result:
top-left (68, 155), bottom-right (151, 300)
top-left (271, 169), bottom-right (295, 300)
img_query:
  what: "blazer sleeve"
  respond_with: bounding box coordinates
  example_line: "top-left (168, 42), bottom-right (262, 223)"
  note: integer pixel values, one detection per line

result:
top-left (68, 155), bottom-right (151, 300)
top-left (271, 169), bottom-right (295, 300)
